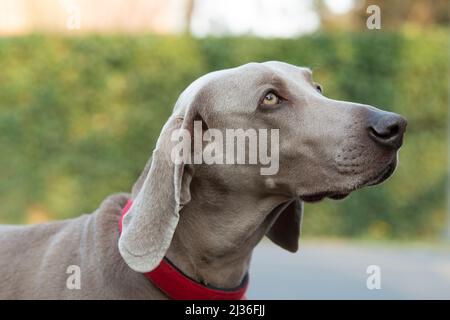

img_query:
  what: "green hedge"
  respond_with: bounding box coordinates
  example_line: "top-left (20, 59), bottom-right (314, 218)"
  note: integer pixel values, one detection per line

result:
top-left (0, 29), bottom-right (447, 239)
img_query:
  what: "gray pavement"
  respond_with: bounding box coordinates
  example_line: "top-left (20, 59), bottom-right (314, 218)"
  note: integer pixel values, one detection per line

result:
top-left (247, 240), bottom-right (450, 299)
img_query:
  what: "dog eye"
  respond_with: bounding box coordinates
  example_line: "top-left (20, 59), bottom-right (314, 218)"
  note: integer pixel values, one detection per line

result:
top-left (262, 91), bottom-right (281, 106)
top-left (315, 84), bottom-right (323, 94)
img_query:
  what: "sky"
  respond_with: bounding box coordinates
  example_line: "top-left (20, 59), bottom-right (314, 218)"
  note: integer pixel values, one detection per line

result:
top-left (191, 0), bottom-right (355, 38)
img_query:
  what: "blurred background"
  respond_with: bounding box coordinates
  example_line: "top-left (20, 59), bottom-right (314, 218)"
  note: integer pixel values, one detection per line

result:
top-left (0, 0), bottom-right (448, 299)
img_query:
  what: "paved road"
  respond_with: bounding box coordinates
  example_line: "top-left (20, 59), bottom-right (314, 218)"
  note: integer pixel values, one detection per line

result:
top-left (247, 240), bottom-right (450, 299)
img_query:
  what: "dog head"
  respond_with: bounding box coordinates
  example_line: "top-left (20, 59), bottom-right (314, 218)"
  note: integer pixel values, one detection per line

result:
top-left (119, 61), bottom-right (406, 272)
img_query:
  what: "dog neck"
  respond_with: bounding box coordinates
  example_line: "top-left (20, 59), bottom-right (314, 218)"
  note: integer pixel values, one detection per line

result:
top-left (165, 186), bottom-right (288, 289)
top-left (130, 158), bottom-right (290, 289)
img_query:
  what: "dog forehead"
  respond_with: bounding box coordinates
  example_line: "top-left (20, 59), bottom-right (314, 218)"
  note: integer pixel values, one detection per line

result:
top-left (172, 61), bottom-right (310, 116)
top-left (262, 61), bottom-right (312, 81)
top-left (227, 61), bottom-right (311, 84)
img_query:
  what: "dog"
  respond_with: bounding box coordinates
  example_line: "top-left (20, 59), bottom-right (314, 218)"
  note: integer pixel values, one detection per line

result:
top-left (0, 61), bottom-right (406, 299)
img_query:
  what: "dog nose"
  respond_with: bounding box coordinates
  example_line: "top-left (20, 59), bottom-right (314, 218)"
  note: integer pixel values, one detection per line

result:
top-left (368, 112), bottom-right (407, 148)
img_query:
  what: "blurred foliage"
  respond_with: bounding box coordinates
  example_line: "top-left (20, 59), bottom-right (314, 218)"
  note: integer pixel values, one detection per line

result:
top-left (0, 28), bottom-right (448, 240)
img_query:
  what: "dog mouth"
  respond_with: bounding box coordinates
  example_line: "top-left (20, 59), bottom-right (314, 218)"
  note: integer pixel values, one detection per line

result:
top-left (365, 160), bottom-right (396, 187)
top-left (300, 191), bottom-right (350, 203)
top-left (300, 161), bottom-right (396, 203)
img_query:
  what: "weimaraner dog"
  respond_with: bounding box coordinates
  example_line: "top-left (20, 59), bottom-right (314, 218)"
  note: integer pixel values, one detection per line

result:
top-left (0, 61), bottom-right (406, 299)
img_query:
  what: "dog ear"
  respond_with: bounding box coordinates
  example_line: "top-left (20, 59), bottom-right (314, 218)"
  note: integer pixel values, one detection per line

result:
top-left (118, 98), bottom-right (201, 272)
top-left (266, 199), bottom-right (303, 252)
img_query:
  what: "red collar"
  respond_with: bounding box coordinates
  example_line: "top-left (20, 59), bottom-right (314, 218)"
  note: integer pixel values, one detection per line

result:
top-left (119, 199), bottom-right (248, 300)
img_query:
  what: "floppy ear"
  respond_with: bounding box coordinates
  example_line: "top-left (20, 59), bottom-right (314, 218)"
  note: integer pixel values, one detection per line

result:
top-left (266, 199), bottom-right (303, 252)
top-left (118, 108), bottom-right (198, 273)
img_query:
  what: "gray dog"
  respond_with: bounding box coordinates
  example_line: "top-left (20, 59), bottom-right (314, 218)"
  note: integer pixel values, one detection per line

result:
top-left (0, 61), bottom-right (406, 299)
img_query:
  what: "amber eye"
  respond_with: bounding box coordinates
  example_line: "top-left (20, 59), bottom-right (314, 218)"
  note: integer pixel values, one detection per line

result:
top-left (262, 91), bottom-right (281, 106)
